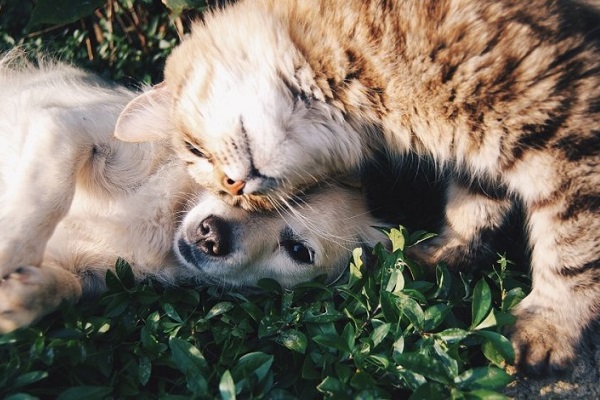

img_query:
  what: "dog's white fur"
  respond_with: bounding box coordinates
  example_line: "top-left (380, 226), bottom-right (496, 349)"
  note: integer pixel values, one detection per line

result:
top-left (0, 53), bottom-right (387, 332)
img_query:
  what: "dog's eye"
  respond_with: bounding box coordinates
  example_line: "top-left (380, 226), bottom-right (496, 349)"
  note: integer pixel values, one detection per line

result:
top-left (282, 240), bottom-right (315, 264)
top-left (185, 141), bottom-right (207, 158)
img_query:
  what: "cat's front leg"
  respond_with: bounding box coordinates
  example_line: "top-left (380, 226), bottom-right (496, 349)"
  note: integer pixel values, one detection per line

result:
top-left (509, 198), bottom-right (600, 374)
top-left (0, 263), bottom-right (81, 333)
top-left (406, 179), bottom-right (512, 270)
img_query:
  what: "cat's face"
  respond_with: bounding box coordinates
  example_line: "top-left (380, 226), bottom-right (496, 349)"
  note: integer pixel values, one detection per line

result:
top-left (115, 12), bottom-right (365, 211)
top-left (165, 19), bottom-right (360, 209)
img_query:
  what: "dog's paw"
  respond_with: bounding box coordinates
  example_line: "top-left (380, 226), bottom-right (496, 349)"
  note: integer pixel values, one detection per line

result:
top-left (508, 306), bottom-right (579, 376)
top-left (0, 264), bottom-right (82, 333)
top-left (0, 265), bottom-right (50, 333)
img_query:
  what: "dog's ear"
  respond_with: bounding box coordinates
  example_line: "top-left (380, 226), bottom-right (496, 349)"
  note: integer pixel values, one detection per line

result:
top-left (114, 82), bottom-right (172, 142)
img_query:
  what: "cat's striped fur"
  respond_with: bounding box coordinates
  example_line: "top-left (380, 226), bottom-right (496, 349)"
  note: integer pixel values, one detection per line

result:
top-left (116, 0), bottom-right (600, 374)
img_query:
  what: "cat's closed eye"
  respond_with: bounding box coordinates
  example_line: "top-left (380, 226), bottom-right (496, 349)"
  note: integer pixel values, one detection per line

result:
top-left (184, 141), bottom-right (208, 159)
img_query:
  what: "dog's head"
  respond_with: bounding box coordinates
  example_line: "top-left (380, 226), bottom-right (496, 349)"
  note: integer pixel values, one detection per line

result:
top-left (176, 182), bottom-right (389, 288)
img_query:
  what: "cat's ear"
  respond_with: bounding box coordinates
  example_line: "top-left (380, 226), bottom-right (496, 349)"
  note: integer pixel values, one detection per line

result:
top-left (114, 82), bottom-right (172, 142)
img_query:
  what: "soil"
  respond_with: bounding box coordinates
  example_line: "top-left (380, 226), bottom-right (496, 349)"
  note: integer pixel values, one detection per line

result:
top-left (504, 337), bottom-right (600, 399)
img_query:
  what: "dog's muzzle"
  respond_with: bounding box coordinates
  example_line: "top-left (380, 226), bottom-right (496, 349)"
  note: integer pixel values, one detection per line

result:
top-left (178, 215), bottom-right (233, 267)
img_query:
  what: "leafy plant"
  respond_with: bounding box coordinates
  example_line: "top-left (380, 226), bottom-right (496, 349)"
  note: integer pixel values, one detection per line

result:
top-left (0, 227), bottom-right (529, 399)
top-left (0, 0), bottom-right (206, 84)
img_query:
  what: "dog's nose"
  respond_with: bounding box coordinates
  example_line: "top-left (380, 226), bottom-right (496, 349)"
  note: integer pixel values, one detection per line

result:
top-left (190, 216), bottom-right (232, 257)
top-left (222, 176), bottom-right (246, 196)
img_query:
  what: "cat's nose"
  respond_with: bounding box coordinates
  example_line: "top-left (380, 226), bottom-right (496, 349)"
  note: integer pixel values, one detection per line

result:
top-left (222, 176), bottom-right (246, 196)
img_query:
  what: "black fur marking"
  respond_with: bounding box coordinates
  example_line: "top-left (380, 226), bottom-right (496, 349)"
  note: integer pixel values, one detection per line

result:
top-left (588, 95), bottom-right (600, 115)
top-left (278, 68), bottom-right (313, 107)
top-left (560, 193), bottom-right (600, 221)
top-left (554, 131), bottom-right (600, 162)
top-left (441, 63), bottom-right (458, 84)
top-left (560, 259), bottom-right (600, 278)
top-left (512, 97), bottom-right (572, 161)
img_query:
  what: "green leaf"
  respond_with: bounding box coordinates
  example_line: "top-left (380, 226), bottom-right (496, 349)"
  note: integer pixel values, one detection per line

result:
top-left (302, 303), bottom-right (345, 323)
top-left (454, 367), bottom-right (512, 391)
top-left (433, 340), bottom-right (459, 378)
top-left (135, 290), bottom-right (160, 304)
top-left (27, 0), bottom-right (105, 29)
top-left (349, 370), bottom-right (377, 391)
top-left (408, 230), bottom-right (437, 246)
top-left (104, 270), bottom-right (124, 291)
top-left (317, 376), bottom-right (347, 396)
top-left (366, 354), bottom-right (390, 369)
top-left (57, 386), bottom-right (113, 400)
top-left (393, 335), bottom-right (405, 358)
top-left (162, 302), bottom-right (183, 323)
top-left (277, 329), bottom-right (308, 354)
top-left (115, 259), bottom-right (135, 288)
top-left (476, 331), bottom-right (515, 365)
top-left (395, 352), bottom-right (451, 384)
top-left (141, 326), bottom-right (161, 354)
top-left (169, 338), bottom-right (209, 394)
top-left (433, 264), bottom-right (452, 299)
top-left (12, 371), bottom-right (48, 388)
top-left (392, 292), bottom-right (425, 331)
top-left (5, 394), bottom-right (39, 400)
top-left (240, 302), bottom-right (263, 321)
top-left (256, 278), bottom-right (283, 294)
top-left (388, 227), bottom-right (406, 252)
top-left (502, 287), bottom-right (526, 311)
top-left (342, 323), bottom-right (356, 352)
top-left (162, 0), bottom-right (208, 15)
top-left (313, 333), bottom-right (351, 353)
top-left (423, 304), bottom-right (452, 331)
top-left (205, 302), bottom-right (235, 320)
top-left (349, 246), bottom-right (364, 285)
top-left (408, 382), bottom-right (447, 400)
top-left (384, 265), bottom-right (405, 293)
top-left (463, 389), bottom-right (509, 400)
top-left (138, 356), bottom-right (152, 386)
top-left (231, 352), bottom-right (274, 391)
top-left (370, 322), bottom-right (391, 348)
top-left (397, 369), bottom-right (427, 391)
top-left (471, 279), bottom-right (492, 329)
top-left (219, 370), bottom-right (236, 400)
top-left (472, 309), bottom-right (497, 331)
top-left (380, 291), bottom-right (401, 322)
top-left (258, 315), bottom-right (282, 338)
top-left (436, 328), bottom-right (470, 344)
top-left (103, 293), bottom-right (130, 317)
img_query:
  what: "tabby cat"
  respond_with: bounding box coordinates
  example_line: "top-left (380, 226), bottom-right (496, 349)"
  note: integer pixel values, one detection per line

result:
top-left (116, 0), bottom-right (600, 374)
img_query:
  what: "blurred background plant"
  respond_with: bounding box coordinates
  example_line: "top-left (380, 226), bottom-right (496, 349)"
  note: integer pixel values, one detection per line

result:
top-left (0, 0), bottom-right (216, 85)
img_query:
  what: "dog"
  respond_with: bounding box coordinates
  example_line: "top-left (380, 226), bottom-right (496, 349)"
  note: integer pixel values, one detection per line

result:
top-left (0, 53), bottom-right (387, 332)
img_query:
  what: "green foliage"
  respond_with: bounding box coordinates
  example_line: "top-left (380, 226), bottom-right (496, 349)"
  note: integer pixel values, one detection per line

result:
top-left (0, 228), bottom-right (530, 399)
top-left (0, 0), bottom-right (206, 84)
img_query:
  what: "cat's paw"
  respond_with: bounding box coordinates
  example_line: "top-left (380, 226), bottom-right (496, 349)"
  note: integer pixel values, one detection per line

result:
top-left (508, 306), bottom-right (579, 375)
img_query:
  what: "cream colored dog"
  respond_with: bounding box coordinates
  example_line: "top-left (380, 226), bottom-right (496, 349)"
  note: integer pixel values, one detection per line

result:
top-left (0, 54), bottom-right (386, 332)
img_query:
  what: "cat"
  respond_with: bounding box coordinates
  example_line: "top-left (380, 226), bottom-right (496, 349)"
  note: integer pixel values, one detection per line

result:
top-left (115, 0), bottom-right (600, 374)
top-left (0, 52), bottom-right (387, 332)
